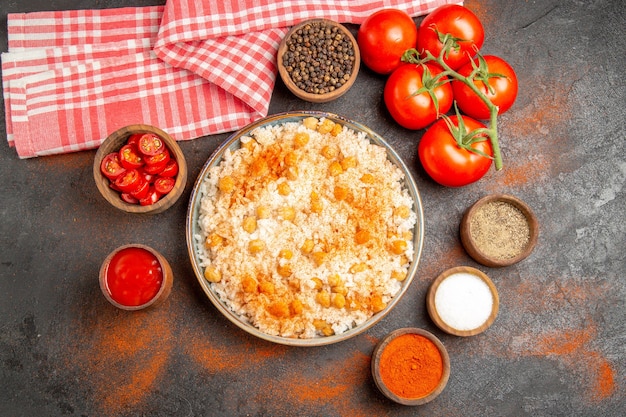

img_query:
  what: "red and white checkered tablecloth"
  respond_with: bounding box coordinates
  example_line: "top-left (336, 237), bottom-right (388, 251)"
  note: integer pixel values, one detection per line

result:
top-left (2, 0), bottom-right (460, 158)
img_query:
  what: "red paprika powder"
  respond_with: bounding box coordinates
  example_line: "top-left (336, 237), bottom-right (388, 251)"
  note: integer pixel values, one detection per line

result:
top-left (378, 333), bottom-right (444, 399)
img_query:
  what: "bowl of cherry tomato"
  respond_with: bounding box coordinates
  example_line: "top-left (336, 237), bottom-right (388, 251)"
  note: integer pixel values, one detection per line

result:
top-left (93, 124), bottom-right (187, 214)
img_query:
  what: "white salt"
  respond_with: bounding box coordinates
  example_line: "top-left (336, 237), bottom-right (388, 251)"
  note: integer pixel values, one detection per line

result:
top-left (434, 272), bottom-right (493, 331)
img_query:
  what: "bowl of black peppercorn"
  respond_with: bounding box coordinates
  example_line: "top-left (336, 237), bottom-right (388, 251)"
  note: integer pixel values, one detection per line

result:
top-left (277, 19), bottom-right (360, 103)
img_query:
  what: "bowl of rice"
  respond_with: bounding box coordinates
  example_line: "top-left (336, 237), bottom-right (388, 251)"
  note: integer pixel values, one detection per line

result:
top-left (186, 111), bottom-right (424, 346)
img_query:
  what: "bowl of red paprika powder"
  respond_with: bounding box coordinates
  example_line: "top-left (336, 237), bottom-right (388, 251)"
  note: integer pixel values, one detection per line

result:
top-left (99, 244), bottom-right (173, 310)
top-left (371, 328), bottom-right (450, 405)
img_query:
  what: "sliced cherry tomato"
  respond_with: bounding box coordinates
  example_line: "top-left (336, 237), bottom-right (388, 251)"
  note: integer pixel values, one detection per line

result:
top-left (160, 159), bottom-right (179, 178)
top-left (384, 63), bottom-right (453, 130)
top-left (114, 168), bottom-right (142, 193)
top-left (138, 168), bottom-right (154, 184)
top-left (100, 152), bottom-right (126, 180)
top-left (417, 5), bottom-right (484, 70)
top-left (357, 9), bottom-right (418, 75)
top-left (129, 177), bottom-right (150, 200)
top-left (154, 176), bottom-right (175, 195)
top-left (418, 115), bottom-right (493, 187)
top-left (144, 147), bottom-right (170, 167)
top-left (126, 133), bottom-right (143, 148)
top-left (452, 55), bottom-right (518, 120)
top-left (143, 159), bottom-right (168, 175)
top-left (120, 193), bottom-right (139, 204)
top-left (139, 187), bottom-right (162, 206)
top-left (119, 144), bottom-right (144, 170)
top-left (138, 133), bottom-right (165, 156)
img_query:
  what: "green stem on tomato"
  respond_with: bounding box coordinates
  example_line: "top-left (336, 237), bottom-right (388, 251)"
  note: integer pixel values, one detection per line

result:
top-left (402, 47), bottom-right (504, 171)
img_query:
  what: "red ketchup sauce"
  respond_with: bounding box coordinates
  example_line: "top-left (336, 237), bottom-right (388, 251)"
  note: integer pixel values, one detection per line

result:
top-left (105, 247), bottom-right (163, 306)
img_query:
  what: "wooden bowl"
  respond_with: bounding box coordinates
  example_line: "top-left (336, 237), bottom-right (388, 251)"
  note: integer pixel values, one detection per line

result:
top-left (427, 266), bottom-right (499, 337)
top-left (99, 244), bottom-right (173, 311)
top-left (372, 328), bottom-right (450, 406)
top-left (460, 194), bottom-right (538, 267)
top-left (277, 19), bottom-right (360, 103)
top-left (93, 124), bottom-right (187, 214)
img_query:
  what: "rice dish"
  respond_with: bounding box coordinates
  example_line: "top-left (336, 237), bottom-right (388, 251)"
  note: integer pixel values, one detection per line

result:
top-left (194, 116), bottom-right (417, 339)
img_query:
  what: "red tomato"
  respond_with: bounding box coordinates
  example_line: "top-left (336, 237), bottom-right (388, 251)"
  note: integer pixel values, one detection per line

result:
top-left (126, 133), bottom-right (143, 148)
top-left (418, 115), bottom-right (493, 187)
top-left (160, 159), bottom-right (179, 177)
top-left (144, 147), bottom-right (170, 166)
top-left (154, 176), bottom-right (175, 195)
top-left (452, 55), bottom-right (518, 120)
top-left (384, 63), bottom-right (453, 130)
top-left (114, 168), bottom-right (142, 193)
top-left (130, 177), bottom-right (150, 200)
top-left (139, 187), bottom-right (162, 206)
top-left (357, 9), bottom-right (418, 74)
top-left (119, 144), bottom-right (144, 170)
top-left (138, 133), bottom-right (165, 156)
top-left (120, 193), bottom-right (139, 204)
top-left (100, 152), bottom-right (126, 180)
top-left (417, 5), bottom-right (484, 70)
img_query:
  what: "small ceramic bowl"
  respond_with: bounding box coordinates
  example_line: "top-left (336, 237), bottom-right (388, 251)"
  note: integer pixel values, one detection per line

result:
top-left (460, 194), bottom-right (538, 267)
top-left (427, 266), bottom-right (499, 337)
top-left (277, 19), bottom-right (360, 103)
top-left (372, 328), bottom-right (450, 406)
top-left (93, 124), bottom-right (187, 214)
top-left (99, 244), bottom-right (173, 311)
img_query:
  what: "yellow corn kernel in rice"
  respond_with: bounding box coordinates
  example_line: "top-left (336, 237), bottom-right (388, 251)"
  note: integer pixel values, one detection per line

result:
top-left (301, 239), bottom-right (314, 254)
top-left (205, 232), bottom-right (223, 249)
top-left (316, 291), bottom-right (331, 308)
top-left (340, 156), bottom-right (357, 170)
top-left (241, 275), bottom-right (258, 293)
top-left (284, 151), bottom-right (298, 167)
top-left (333, 185), bottom-right (349, 201)
top-left (218, 175), bottom-right (235, 193)
top-left (303, 117), bottom-right (318, 130)
top-left (290, 299), bottom-right (304, 315)
top-left (318, 119), bottom-right (335, 134)
top-left (284, 166), bottom-right (299, 181)
top-left (330, 122), bottom-right (343, 137)
top-left (277, 263), bottom-right (293, 278)
top-left (278, 249), bottom-right (293, 260)
top-left (332, 293), bottom-right (346, 309)
top-left (349, 262), bottom-right (367, 274)
top-left (256, 205), bottom-right (271, 219)
top-left (321, 145), bottom-right (338, 160)
top-left (390, 239), bottom-right (408, 255)
top-left (391, 270), bottom-right (408, 281)
top-left (327, 274), bottom-right (342, 288)
top-left (204, 266), bottom-right (221, 283)
top-left (259, 280), bottom-right (275, 295)
top-left (277, 181), bottom-right (292, 196)
top-left (278, 206), bottom-right (296, 222)
top-left (293, 132), bottom-right (310, 148)
top-left (267, 301), bottom-right (290, 318)
top-left (249, 239), bottom-right (266, 254)
top-left (242, 216), bottom-right (257, 233)
top-left (370, 294), bottom-right (387, 313)
top-left (328, 161), bottom-right (343, 177)
top-left (310, 191), bottom-right (323, 213)
top-left (311, 277), bottom-right (323, 290)
top-left (312, 251), bottom-right (328, 266)
top-left (394, 205), bottom-right (411, 219)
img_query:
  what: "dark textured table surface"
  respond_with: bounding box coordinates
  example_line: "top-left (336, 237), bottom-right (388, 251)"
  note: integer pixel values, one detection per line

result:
top-left (1, 1), bottom-right (624, 416)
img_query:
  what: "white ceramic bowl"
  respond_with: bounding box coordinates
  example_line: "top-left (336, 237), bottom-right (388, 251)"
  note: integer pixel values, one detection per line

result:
top-left (186, 111), bottom-right (424, 346)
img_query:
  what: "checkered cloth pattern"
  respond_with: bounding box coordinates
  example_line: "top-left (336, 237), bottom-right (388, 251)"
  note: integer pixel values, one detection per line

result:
top-left (2, 0), bottom-right (460, 158)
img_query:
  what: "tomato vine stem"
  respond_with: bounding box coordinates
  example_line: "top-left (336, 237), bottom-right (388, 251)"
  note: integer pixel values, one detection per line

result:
top-left (402, 45), bottom-right (504, 171)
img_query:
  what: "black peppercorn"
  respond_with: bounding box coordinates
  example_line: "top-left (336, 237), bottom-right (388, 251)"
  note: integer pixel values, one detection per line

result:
top-left (282, 21), bottom-right (355, 95)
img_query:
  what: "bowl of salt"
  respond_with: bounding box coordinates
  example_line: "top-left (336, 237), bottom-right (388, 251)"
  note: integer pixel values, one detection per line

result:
top-left (426, 266), bottom-right (499, 337)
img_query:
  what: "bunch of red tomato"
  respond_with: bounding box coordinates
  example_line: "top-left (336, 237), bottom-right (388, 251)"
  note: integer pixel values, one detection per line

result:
top-left (100, 133), bottom-right (179, 205)
top-left (357, 5), bottom-right (518, 187)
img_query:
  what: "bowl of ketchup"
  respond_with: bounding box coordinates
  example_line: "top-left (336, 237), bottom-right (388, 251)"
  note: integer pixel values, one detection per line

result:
top-left (99, 244), bottom-right (173, 310)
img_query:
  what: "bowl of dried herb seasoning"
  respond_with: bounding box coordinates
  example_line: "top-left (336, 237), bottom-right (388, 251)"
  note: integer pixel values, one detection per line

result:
top-left (277, 19), bottom-right (360, 103)
top-left (460, 194), bottom-right (539, 267)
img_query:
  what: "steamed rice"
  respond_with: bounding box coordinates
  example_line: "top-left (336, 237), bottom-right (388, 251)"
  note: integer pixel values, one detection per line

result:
top-left (194, 116), bottom-right (417, 339)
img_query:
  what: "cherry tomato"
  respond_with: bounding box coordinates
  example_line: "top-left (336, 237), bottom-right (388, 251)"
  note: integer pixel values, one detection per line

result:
top-left (417, 5), bottom-right (484, 70)
top-left (144, 147), bottom-right (170, 167)
top-left (119, 144), bottom-right (144, 170)
top-left (120, 193), bottom-right (139, 204)
top-left (126, 133), bottom-right (143, 148)
top-left (384, 63), bottom-right (453, 130)
top-left (138, 133), bottom-right (165, 156)
top-left (100, 152), bottom-right (126, 180)
top-left (160, 159), bottom-right (179, 177)
top-left (452, 55), bottom-right (518, 120)
top-left (418, 115), bottom-right (493, 187)
top-left (114, 168), bottom-right (142, 193)
top-left (139, 187), bottom-right (162, 206)
top-left (130, 177), bottom-right (150, 200)
top-left (357, 9), bottom-right (418, 74)
top-left (154, 176), bottom-right (175, 195)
